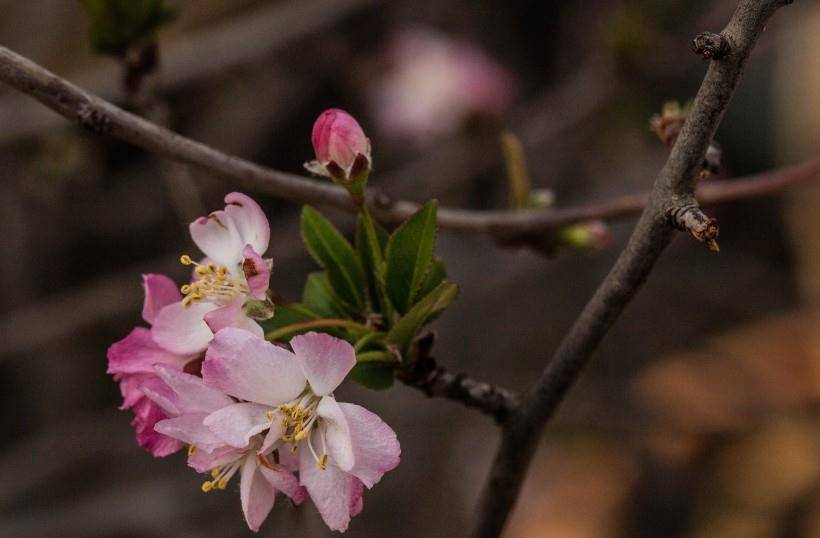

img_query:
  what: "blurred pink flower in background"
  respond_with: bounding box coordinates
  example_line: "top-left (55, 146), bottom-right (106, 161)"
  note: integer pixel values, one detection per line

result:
top-left (371, 27), bottom-right (517, 143)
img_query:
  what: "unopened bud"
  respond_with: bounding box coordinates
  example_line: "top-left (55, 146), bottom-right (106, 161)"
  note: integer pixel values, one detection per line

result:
top-left (306, 108), bottom-right (372, 186)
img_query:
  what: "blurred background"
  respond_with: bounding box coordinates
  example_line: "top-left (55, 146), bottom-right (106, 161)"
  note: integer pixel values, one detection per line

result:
top-left (0, 0), bottom-right (818, 536)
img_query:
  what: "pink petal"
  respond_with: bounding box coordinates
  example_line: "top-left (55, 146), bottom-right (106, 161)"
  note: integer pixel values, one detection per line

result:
top-left (188, 445), bottom-right (244, 473)
top-left (151, 301), bottom-right (216, 355)
top-left (139, 374), bottom-right (181, 415)
top-left (189, 209), bottom-right (243, 270)
top-left (298, 445), bottom-right (358, 532)
top-left (338, 402), bottom-right (401, 488)
top-left (225, 193), bottom-right (270, 257)
top-left (259, 464), bottom-right (307, 504)
top-left (107, 328), bottom-right (186, 376)
top-left (291, 332), bottom-right (356, 396)
top-left (242, 245), bottom-right (270, 300)
top-left (276, 444), bottom-right (299, 471)
top-left (154, 364), bottom-right (234, 414)
top-left (349, 478), bottom-right (364, 517)
top-left (154, 413), bottom-right (225, 452)
top-left (240, 454), bottom-right (277, 533)
top-left (203, 402), bottom-right (272, 448)
top-left (142, 274), bottom-right (182, 324)
top-left (203, 328), bottom-right (305, 406)
top-left (118, 373), bottom-right (152, 409)
top-left (204, 298), bottom-right (266, 338)
top-left (130, 397), bottom-right (183, 457)
top-left (316, 396), bottom-right (354, 472)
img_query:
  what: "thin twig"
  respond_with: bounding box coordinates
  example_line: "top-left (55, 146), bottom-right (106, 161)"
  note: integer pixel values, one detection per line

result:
top-left (472, 1), bottom-right (796, 536)
top-left (0, 45), bottom-right (815, 248)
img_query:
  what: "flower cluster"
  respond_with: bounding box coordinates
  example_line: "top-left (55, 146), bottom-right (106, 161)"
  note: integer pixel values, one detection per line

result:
top-left (108, 188), bottom-right (400, 532)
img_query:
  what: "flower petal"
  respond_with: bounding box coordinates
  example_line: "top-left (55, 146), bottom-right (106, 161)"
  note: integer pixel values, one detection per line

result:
top-left (203, 328), bottom-right (305, 406)
top-left (291, 332), bottom-right (356, 396)
top-left (151, 301), bottom-right (215, 355)
top-left (225, 193), bottom-right (270, 256)
top-left (299, 445), bottom-right (358, 532)
top-left (259, 464), bottom-right (307, 504)
top-left (139, 374), bottom-right (181, 415)
top-left (108, 328), bottom-right (186, 375)
top-left (242, 245), bottom-right (270, 300)
top-left (154, 364), bottom-right (234, 414)
top-left (338, 402), bottom-right (401, 488)
top-left (204, 402), bottom-right (272, 448)
top-left (154, 413), bottom-right (224, 452)
top-left (188, 444), bottom-right (244, 473)
top-left (142, 273), bottom-right (182, 325)
top-left (316, 396), bottom-right (354, 472)
top-left (189, 210), bottom-right (243, 269)
top-left (130, 397), bottom-right (182, 457)
top-left (240, 454), bottom-right (277, 533)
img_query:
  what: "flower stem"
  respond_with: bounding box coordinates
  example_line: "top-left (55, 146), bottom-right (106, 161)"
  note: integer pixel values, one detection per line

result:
top-left (356, 350), bottom-right (398, 363)
top-left (265, 319), bottom-right (369, 341)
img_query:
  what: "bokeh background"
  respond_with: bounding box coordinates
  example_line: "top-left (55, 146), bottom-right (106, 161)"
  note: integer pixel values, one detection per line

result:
top-left (0, 0), bottom-right (818, 536)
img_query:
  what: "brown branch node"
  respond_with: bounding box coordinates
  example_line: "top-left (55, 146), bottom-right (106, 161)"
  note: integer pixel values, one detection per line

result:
top-left (397, 334), bottom-right (520, 424)
top-left (667, 204), bottom-right (720, 251)
top-left (691, 32), bottom-right (730, 60)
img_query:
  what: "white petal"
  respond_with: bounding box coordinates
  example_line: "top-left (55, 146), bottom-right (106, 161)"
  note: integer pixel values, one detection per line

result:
top-left (151, 301), bottom-right (215, 355)
top-left (203, 402), bottom-right (272, 448)
top-left (291, 332), bottom-right (356, 396)
top-left (203, 328), bottom-right (305, 406)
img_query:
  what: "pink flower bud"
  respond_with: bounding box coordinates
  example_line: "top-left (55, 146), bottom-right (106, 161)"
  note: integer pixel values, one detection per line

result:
top-left (311, 108), bottom-right (371, 172)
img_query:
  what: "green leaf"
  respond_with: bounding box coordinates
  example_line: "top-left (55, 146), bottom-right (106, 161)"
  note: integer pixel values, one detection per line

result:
top-left (301, 206), bottom-right (365, 311)
top-left (349, 362), bottom-right (394, 390)
top-left (356, 210), bottom-right (391, 316)
top-left (386, 281), bottom-right (458, 351)
top-left (80, 0), bottom-right (176, 56)
top-left (385, 200), bottom-right (438, 314)
top-left (417, 258), bottom-right (446, 300)
top-left (302, 272), bottom-right (349, 319)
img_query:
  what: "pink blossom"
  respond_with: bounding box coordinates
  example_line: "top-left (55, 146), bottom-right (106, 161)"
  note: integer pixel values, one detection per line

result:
top-left (372, 28), bottom-right (517, 143)
top-left (146, 365), bottom-right (307, 532)
top-left (151, 192), bottom-right (273, 356)
top-left (107, 273), bottom-right (195, 456)
top-left (202, 329), bottom-right (401, 532)
top-left (305, 108), bottom-right (372, 182)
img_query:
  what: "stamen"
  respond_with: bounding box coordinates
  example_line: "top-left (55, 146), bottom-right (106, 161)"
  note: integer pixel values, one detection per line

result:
top-left (318, 453), bottom-right (328, 470)
top-left (180, 254), bottom-right (194, 266)
top-left (201, 481), bottom-right (213, 492)
top-left (188, 445), bottom-right (197, 456)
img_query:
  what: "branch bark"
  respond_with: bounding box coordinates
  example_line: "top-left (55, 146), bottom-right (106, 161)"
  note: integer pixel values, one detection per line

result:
top-left (472, 1), bottom-right (795, 536)
top-left (0, 45), bottom-right (816, 252)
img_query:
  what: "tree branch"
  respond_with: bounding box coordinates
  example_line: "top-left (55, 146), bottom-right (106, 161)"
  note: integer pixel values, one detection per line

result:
top-left (472, 1), bottom-right (795, 536)
top-left (0, 45), bottom-right (816, 252)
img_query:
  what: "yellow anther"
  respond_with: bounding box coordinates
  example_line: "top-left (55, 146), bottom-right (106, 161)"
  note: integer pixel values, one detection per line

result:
top-left (188, 445), bottom-right (197, 456)
top-left (295, 429), bottom-right (310, 441)
top-left (180, 255), bottom-right (193, 266)
top-left (180, 284), bottom-right (191, 294)
top-left (266, 410), bottom-right (274, 420)
top-left (318, 453), bottom-right (328, 470)
top-left (195, 265), bottom-right (209, 276)
top-left (210, 469), bottom-right (221, 479)
top-left (290, 444), bottom-right (297, 454)
top-left (217, 479), bottom-right (228, 490)
top-left (201, 481), bottom-right (213, 492)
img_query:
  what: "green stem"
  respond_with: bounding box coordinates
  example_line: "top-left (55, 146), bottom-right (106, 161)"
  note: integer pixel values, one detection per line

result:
top-left (354, 331), bottom-right (385, 352)
top-left (356, 350), bottom-right (398, 363)
top-left (360, 204), bottom-right (394, 325)
top-left (265, 318), bottom-right (369, 341)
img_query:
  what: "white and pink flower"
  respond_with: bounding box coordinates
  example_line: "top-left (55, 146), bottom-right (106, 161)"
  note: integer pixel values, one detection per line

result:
top-left (107, 273), bottom-right (196, 456)
top-left (372, 27), bottom-right (517, 143)
top-left (144, 365), bottom-right (307, 532)
top-left (202, 329), bottom-right (401, 532)
top-left (151, 192), bottom-right (273, 356)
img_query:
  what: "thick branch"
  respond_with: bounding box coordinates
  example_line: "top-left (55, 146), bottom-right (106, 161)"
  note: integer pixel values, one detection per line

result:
top-left (0, 46), bottom-right (816, 250)
top-left (397, 335), bottom-right (520, 423)
top-left (473, 1), bottom-right (794, 536)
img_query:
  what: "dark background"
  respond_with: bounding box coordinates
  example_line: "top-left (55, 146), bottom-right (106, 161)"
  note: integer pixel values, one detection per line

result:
top-left (0, 1), bottom-right (818, 536)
